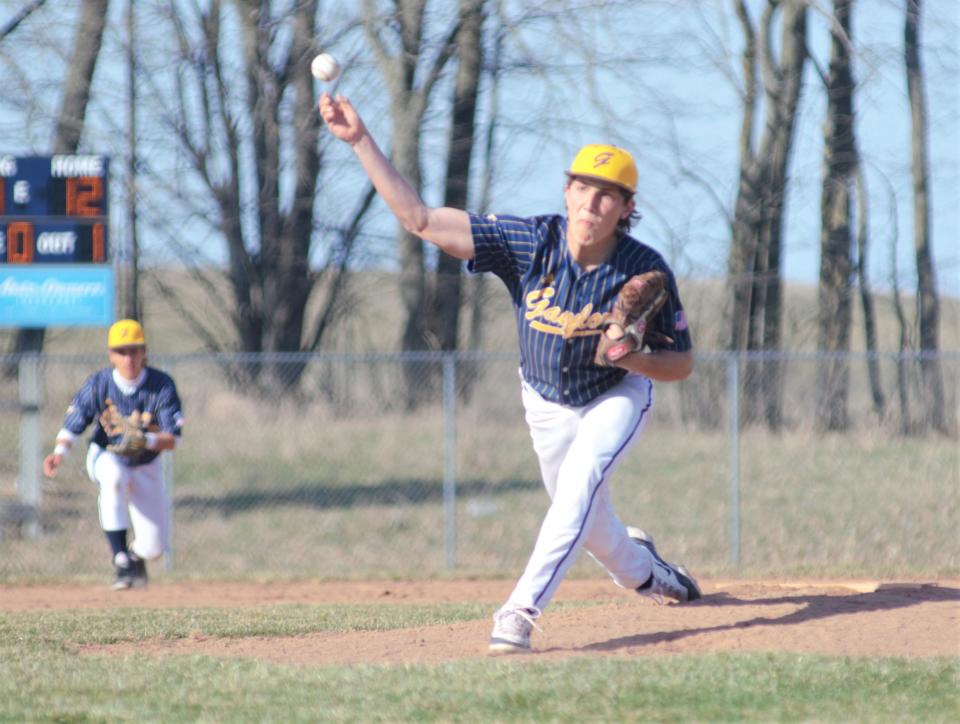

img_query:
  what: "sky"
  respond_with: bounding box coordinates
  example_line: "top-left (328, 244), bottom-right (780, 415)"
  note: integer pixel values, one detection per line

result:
top-left (469, 0), bottom-right (959, 298)
top-left (312, 0), bottom-right (958, 297)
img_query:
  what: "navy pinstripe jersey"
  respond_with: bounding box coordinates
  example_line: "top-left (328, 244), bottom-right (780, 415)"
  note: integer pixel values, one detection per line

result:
top-left (467, 213), bottom-right (692, 406)
top-left (61, 367), bottom-right (184, 467)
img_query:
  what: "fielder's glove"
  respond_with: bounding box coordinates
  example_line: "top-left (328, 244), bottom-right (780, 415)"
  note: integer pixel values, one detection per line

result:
top-left (99, 399), bottom-right (148, 457)
top-left (594, 271), bottom-right (672, 367)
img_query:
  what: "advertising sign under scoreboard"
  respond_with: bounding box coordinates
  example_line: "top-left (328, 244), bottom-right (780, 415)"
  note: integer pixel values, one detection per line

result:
top-left (0, 154), bottom-right (113, 326)
top-left (0, 265), bottom-right (113, 326)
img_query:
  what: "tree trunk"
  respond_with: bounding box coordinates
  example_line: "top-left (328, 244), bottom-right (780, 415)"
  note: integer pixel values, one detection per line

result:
top-left (727, 0), bottom-right (807, 429)
top-left (815, 0), bottom-right (857, 432)
top-left (432, 0), bottom-right (485, 352)
top-left (119, 0), bottom-right (139, 321)
top-left (892, 261), bottom-right (913, 435)
top-left (904, 0), bottom-right (948, 434)
top-left (855, 167), bottom-right (886, 420)
top-left (362, 0), bottom-right (464, 406)
top-left (395, 111), bottom-right (428, 356)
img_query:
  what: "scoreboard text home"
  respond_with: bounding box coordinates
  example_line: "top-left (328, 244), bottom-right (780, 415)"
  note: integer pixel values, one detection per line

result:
top-left (0, 155), bottom-right (110, 264)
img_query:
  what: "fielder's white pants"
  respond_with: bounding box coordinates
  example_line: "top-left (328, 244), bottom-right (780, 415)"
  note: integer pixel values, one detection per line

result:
top-left (86, 443), bottom-right (169, 561)
top-left (506, 373), bottom-right (656, 613)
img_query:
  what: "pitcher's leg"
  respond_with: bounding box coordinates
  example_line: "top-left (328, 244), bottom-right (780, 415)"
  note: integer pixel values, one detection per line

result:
top-left (582, 488), bottom-right (653, 590)
top-left (507, 377), bottom-right (654, 611)
top-left (504, 466), bottom-right (602, 610)
top-left (579, 376), bottom-right (656, 589)
top-left (521, 380), bottom-right (578, 499)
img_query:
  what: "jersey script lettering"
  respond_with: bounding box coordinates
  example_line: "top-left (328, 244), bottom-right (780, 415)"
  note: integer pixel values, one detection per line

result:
top-left (525, 286), bottom-right (605, 338)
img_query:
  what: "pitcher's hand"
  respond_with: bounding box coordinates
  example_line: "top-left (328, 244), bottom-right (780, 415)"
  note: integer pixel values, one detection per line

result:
top-left (319, 93), bottom-right (366, 145)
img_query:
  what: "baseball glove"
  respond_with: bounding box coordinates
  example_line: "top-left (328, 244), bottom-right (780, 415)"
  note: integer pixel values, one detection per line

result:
top-left (99, 399), bottom-right (147, 457)
top-left (594, 271), bottom-right (672, 367)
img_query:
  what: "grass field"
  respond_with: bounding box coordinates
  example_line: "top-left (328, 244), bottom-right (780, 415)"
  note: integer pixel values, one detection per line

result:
top-left (1, 604), bottom-right (957, 722)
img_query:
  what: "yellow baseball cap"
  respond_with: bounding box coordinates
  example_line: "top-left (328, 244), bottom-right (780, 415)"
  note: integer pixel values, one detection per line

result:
top-left (108, 319), bottom-right (146, 349)
top-left (566, 144), bottom-right (638, 194)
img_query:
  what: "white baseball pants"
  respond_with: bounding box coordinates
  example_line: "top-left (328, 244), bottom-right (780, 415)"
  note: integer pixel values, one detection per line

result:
top-left (505, 373), bottom-right (656, 613)
top-left (86, 444), bottom-right (169, 560)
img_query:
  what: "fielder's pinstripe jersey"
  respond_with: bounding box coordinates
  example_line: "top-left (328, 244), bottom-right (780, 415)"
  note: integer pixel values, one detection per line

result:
top-left (62, 367), bottom-right (184, 467)
top-left (467, 213), bottom-right (692, 406)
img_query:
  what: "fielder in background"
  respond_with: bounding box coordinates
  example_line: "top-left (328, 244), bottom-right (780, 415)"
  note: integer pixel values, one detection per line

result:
top-left (320, 92), bottom-right (701, 654)
top-left (43, 319), bottom-right (184, 590)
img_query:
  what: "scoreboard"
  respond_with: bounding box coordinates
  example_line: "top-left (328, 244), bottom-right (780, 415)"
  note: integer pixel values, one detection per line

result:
top-left (0, 155), bottom-right (113, 327)
top-left (0, 154), bottom-right (109, 264)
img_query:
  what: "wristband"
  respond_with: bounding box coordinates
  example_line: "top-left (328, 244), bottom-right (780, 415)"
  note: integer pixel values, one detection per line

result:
top-left (53, 443), bottom-right (70, 458)
top-left (145, 432), bottom-right (159, 450)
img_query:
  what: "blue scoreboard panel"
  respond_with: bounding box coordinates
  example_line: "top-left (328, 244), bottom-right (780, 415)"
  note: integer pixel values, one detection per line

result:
top-left (0, 154), bottom-right (109, 264)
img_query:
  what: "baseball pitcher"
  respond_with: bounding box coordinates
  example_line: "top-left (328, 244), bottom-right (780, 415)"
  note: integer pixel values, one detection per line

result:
top-left (321, 93), bottom-right (700, 654)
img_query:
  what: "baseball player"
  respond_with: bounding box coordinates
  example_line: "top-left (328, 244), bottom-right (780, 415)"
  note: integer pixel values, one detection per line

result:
top-left (43, 319), bottom-right (184, 590)
top-left (320, 93), bottom-right (700, 653)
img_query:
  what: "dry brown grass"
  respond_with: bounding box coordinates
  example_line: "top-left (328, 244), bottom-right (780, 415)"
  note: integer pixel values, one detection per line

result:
top-left (2, 268), bottom-right (957, 355)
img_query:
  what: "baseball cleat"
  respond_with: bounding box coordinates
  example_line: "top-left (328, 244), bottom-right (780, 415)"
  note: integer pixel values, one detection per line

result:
top-left (628, 526), bottom-right (702, 603)
top-left (111, 551), bottom-right (134, 590)
top-left (488, 606), bottom-right (541, 654)
top-left (128, 553), bottom-right (148, 589)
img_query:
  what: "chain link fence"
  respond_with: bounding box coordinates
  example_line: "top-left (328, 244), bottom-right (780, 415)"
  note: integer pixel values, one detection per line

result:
top-left (1, 350), bottom-right (957, 583)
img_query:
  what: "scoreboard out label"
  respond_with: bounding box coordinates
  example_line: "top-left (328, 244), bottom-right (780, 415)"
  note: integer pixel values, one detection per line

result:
top-left (0, 155), bottom-right (110, 264)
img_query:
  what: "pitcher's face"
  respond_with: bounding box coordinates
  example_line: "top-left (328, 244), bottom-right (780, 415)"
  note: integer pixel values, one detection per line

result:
top-left (564, 177), bottom-right (634, 248)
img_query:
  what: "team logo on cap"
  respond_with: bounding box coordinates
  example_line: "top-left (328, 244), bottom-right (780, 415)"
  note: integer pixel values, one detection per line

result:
top-left (593, 152), bottom-right (614, 168)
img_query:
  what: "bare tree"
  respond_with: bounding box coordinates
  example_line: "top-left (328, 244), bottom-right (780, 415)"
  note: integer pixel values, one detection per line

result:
top-left (904, 0), bottom-right (948, 434)
top-left (430, 0), bottom-right (486, 353)
top-left (726, 0), bottom-right (808, 429)
top-left (7, 0), bottom-right (109, 357)
top-left (360, 0), bottom-right (465, 407)
top-left (361, 1), bottom-right (461, 357)
top-left (464, 18), bottom-right (505, 346)
top-left (133, 1), bottom-right (379, 391)
top-left (815, 0), bottom-right (858, 432)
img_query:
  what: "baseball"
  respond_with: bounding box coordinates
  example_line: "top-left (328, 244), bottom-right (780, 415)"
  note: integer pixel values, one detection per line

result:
top-left (311, 53), bottom-right (340, 82)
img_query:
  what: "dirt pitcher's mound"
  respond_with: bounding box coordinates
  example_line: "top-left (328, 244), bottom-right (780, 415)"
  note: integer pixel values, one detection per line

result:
top-left (4, 579), bottom-right (957, 665)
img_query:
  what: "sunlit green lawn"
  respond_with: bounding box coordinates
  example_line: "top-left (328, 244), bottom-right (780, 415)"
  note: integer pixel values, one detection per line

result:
top-left (1, 605), bottom-right (956, 722)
